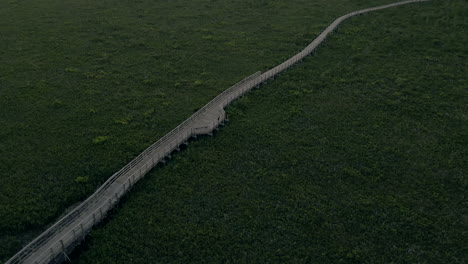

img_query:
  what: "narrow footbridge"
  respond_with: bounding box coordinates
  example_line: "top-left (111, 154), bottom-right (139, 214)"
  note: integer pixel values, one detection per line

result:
top-left (6, 0), bottom-right (429, 263)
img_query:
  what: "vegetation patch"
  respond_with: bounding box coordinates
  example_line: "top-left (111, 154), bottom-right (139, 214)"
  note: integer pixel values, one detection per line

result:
top-left (72, 1), bottom-right (466, 263)
top-left (1, 0), bottom-right (406, 258)
top-left (0, 0), bottom-right (465, 262)
top-left (92, 136), bottom-right (110, 144)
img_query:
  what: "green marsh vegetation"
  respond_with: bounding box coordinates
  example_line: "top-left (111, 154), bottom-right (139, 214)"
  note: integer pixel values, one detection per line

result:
top-left (1, 0), bottom-right (466, 262)
top-left (73, 0), bottom-right (466, 263)
top-left (0, 0), bottom-right (409, 260)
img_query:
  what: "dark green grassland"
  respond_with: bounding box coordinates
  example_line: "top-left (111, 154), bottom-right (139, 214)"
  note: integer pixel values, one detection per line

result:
top-left (1, 0), bottom-right (467, 262)
top-left (73, 0), bottom-right (467, 263)
top-left (0, 0), bottom-right (406, 260)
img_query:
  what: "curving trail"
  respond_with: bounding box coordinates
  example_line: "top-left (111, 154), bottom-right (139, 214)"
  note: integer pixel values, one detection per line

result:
top-left (6, 0), bottom-right (430, 263)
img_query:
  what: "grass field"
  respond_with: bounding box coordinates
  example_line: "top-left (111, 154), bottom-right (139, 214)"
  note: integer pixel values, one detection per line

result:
top-left (1, 0), bottom-right (466, 262)
top-left (65, 0), bottom-right (467, 263)
top-left (1, 0), bottom-right (407, 260)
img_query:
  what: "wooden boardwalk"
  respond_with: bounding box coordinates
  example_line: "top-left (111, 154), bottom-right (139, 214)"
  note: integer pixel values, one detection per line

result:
top-left (5, 1), bottom-right (429, 263)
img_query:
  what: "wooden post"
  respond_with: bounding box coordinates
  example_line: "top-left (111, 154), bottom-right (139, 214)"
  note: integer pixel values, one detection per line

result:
top-left (49, 247), bottom-right (54, 262)
top-left (60, 239), bottom-right (65, 252)
top-left (61, 240), bottom-right (71, 262)
top-left (80, 223), bottom-right (85, 240)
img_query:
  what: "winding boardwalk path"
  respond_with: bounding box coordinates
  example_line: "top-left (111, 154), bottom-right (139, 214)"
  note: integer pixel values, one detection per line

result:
top-left (6, 0), bottom-right (429, 263)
